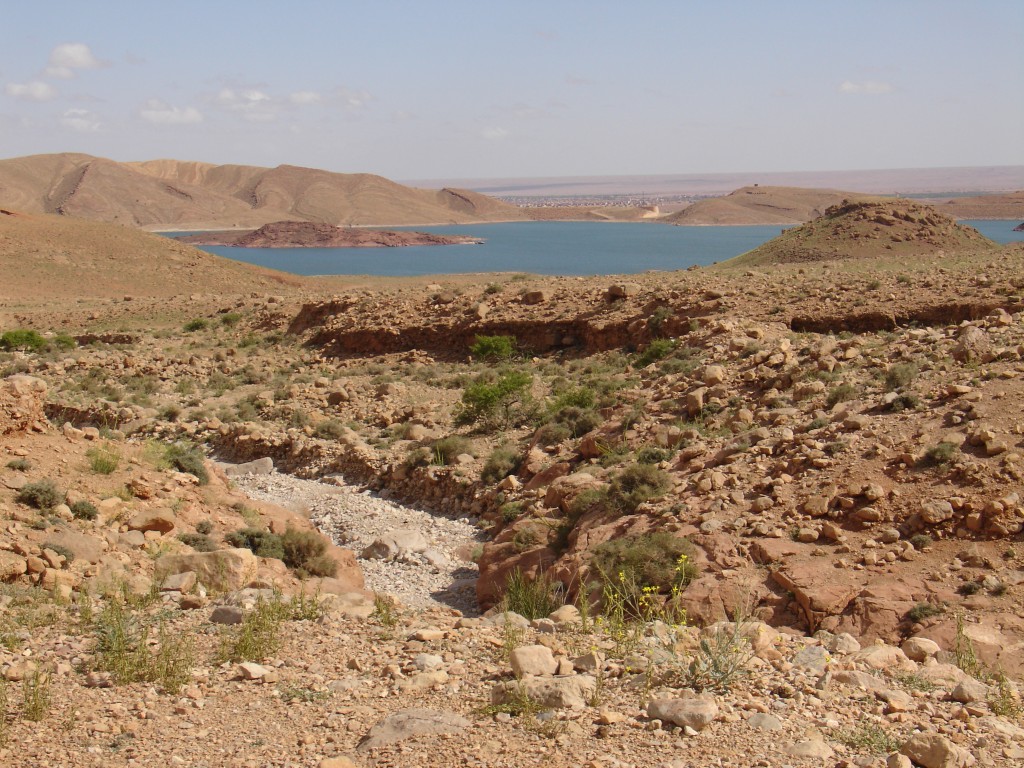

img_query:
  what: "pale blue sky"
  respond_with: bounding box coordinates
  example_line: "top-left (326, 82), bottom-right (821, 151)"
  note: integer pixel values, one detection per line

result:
top-left (1, 0), bottom-right (1021, 180)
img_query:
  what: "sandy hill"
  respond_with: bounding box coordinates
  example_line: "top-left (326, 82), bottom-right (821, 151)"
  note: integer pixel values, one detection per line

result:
top-left (663, 185), bottom-right (876, 226)
top-left (937, 190), bottom-right (1024, 220)
top-left (731, 198), bottom-right (1000, 266)
top-left (0, 209), bottom-right (301, 300)
top-left (0, 153), bottom-right (526, 230)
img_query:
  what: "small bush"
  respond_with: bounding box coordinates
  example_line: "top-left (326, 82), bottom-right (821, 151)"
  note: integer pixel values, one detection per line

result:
top-left (550, 406), bottom-right (602, 439)
top-left (196, 520), bottom-right (214, 535)
top-left (220, 312), bottom-right (242, 327)
top-left (87, 444), bottom-right (121, 474)
top-left (635, 338), bottom-right (677, 368)
top-left (826, 382), bottom-right (857, 407)
top-left (909, 534), bottom-right (932, 550)
top-left (608, 463), bottom-right (670, 512)
top-left (281, 528), bottom-right (337, 578)
top-left (885, 362), bottom-right (918, 391)
top-left (430, 435), bottom-right (473, 466)
top-left (21, 667), bottom-right (51, 722)
top-left (70, 500), bottom-right (99, 521)
top-left (550, 387), bottom-right (595, 411)
top-left (907, 602), bottom-right (944, 623)
top-left (16, 480), bottom-right (64, 510)
top-left (183, 318), bottom-right (208, 333)
top-left (93, 599), bottom-right (194, 693)
top-left (501, 569), bottom-right (561, 620)
top-left (592, 532), bottom-right (698, 595)
top-left (471, 334), bottom-right (517, 361)
top-left (0, 330), bottom-right (46, 352)
top-left (636, 445), bottom-right (673, 465)
top-left (482, 444), bottom-right (521, 484)
top-left (647, 305), bottom-right (673, 337)
top-left (225, 528), bottom-right (285, 560)
top-left (176, 532), bottom-right (217, 552)
top-left (314, 419), bottom-right (347, 440)
top-left (217, 595), bottom-right (288, 663)
top-left (6, 458), bottom-right (31, 471)
top-left (834, 719), bottom-right (901, 755)
top-left (457, 370), bottom-right (532, 427)
top-left (534, 421), bottom-right (571, 447)
top-left (163, 443), bottom-right (209, 484)
top-left (923, 441), bottom-right (959, 466)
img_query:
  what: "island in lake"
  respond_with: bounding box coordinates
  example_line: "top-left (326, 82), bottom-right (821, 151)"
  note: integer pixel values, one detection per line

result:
top-left (178, 220), bottom-right (483, 248)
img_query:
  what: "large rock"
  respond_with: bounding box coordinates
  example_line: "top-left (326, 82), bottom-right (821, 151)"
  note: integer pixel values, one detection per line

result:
top-left (155, 548), bottom-right (258, 592)
top-left (44, 527), bottom-right (106, 564)
top-left (900, 732), bottom-right (976, 768)
top-left (361, 529), bottom-right (428, 560)
top-left (127, 509), bottom-right (176, 533)
top-left (491, 675), bottom-right (596, 710)
top-left (0, 375), bottom-right (47, 435)
top-left (357, 708), bottom-right (470, 752)
top-left (223, 457), bottom-right (274, 477)
top-left (509, 645), bottom-right (558, 677)
top-left (647, 693), bottom-right (718, 731)
top-left (0, 551), bottom-right (28, 582)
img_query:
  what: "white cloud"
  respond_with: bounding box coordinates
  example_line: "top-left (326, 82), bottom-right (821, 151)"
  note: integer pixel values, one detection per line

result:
top-left (331, 87), bottom-right (373, 109)
top-left (839, 80), bottom-right (895, 95)
top-left (216, 87), bottom-right (277, 121)
top-left (289, 90), bottom-right (322, 105)
top-left (45, 43), bottom-right (104, 78)
top-left (139, 99), bottom-right (203, 124)
top-left (5, 80), bottom-right (56, 101)
top-left (480, 127), bottom-right (509, 140)
top-left (60, 108), bottom-right (101, 132)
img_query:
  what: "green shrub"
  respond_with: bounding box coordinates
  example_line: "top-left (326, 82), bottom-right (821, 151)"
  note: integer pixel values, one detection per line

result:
top-left (87, 444), bottom-right (121, 474)
top-left (220, 312), bottom-right (242, 327)
top-left (430, 435), bottom-right (473, 466)
top-left (550, 387), bottom-right (595, 411)
top-left (196, 520), bottom-right (214, 535)
top-left (826, 382), bottom-right (857, 407)
top-left (183, 318), bottom-right (208, 333)
top-left (176, 532), bottom-right (217, 552)
top-left (225, 528), bottom-right (285, 560)
top-left (647, 305), bottom-right (673, 337)
top-left (592, 532), bottom-right (698, 594)
top-left (885, 362), bottom-right (919, 391)
top-left (636, 445), bottom-right (673, 465)
top-left (907, 602), bottom-right (944, 623)
top-left (482, 444), bottom-right (521, 484)
top-left (501, 568), bottom-right (561, 620)
top-left (70, 500), bottom-right (99, 521)
top-left (923, 441), bottom-right (959, 466)
top-left (608, 463), bottom-right (670, 512)
top-left (16, 480), bottom-right (64, 510)
top-left (0, 330), bottom-right (46, 352)
top-left (551, 406), bottom-right (602, 439)
top-left (281, 528), bottom-right (337, 578)
top-left (163, 443), bottom-right (209, 484)
top-left (314, 419), bottom-right (347, 440)
top-left (470, 334), bottom-right (517, 361)
top-left (457, 370), bottom-right (532, 427)
top-left (635, 338), bottom-right (677, 368)
top-left (216, 595), bottom-right (287, 663)
top-left (534, 421), bottom-right (572, 446)
top-left (6, 458), bottom-right (31, 471)
top-left (51, 333), bottom-right (77, 351)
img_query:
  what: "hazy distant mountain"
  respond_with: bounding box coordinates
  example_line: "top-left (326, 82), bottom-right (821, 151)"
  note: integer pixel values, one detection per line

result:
top-left (0, 153), bottom-right (526, 230)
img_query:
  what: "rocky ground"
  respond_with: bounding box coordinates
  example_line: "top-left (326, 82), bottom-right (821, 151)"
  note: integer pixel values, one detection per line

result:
top-left (2, 198), bottom-right (1024, 766)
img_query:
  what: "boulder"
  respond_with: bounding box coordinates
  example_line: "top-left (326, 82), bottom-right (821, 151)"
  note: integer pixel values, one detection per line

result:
top-left (491, 675), bottom-right (596, 710)
top-left (361, 529), bottom-right (428, 560)
top-left (648, 693), bottom-right (718, 731)
top-left (155, 548), bottom-right (258, 592)
top-left (357, 708), bottom-right (470, 752)
top-left (127, 509), bottom-right (176, 533)
top-left (900, 732), bottom-right (976, 768)
top-left (509, 645), bottom-right (558, 677)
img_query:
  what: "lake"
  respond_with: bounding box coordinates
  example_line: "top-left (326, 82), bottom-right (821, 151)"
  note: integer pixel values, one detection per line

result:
top-left (175, 219), bottom-right (1024, 278)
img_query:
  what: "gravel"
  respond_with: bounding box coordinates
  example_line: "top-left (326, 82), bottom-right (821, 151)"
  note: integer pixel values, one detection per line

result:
top-left (231, 471), bottom-right (484, 615)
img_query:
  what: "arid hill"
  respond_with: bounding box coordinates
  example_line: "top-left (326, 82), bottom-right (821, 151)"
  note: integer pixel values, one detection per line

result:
top-left (0, 153), bottom-right (526, 230)
top-left (732, 198), bottom-right (1000, 266)
top-left (937, 190), bottom-right (1024, 220)
top-left (0, 209), bottom-right (301, 300)
top-left (662, 185), bottom-right (876, 225)
top-left (178, 220), bottom-right (483, 248)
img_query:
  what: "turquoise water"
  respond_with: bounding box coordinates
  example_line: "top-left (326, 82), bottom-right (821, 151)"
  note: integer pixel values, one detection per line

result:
top-left (176, 219), bottom-right (1023, 278)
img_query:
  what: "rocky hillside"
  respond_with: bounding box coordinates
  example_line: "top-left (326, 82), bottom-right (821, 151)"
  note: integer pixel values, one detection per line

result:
top-left (734, 199), bottom-right (1000, 266)
top-left (2, 215), bottom-right (1023, 766)
top-left (178, 221), bottom-right (482, 248)
top-left (0, 153), bottom-right (526, 230)
top-left (662, 186), bottom-right (875, 226)
top-left (938, 190), bottom-right (1024, 220)
top-left (0, 210), bottom-right (303, 302)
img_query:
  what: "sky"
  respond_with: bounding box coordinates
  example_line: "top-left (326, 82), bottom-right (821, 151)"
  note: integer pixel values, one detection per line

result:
top-left (1, 0), bottom-right (1022, 181)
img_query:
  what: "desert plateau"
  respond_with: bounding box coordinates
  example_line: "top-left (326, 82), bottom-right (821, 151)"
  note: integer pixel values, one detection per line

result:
top-left (2, 5), bottom-right (1024, 768)
top-left (1, 166), bottom-right (1024, 768)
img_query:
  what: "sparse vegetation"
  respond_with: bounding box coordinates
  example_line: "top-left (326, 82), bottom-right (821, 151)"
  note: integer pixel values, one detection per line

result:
top-left (470, 334), bottom-right (517, 361)
top-left (87, 444), bottom-right (121, 474)
top-left (16, 480), bottom-right (64, 510)
top-left (501, 568), bottom-right (561, 620)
